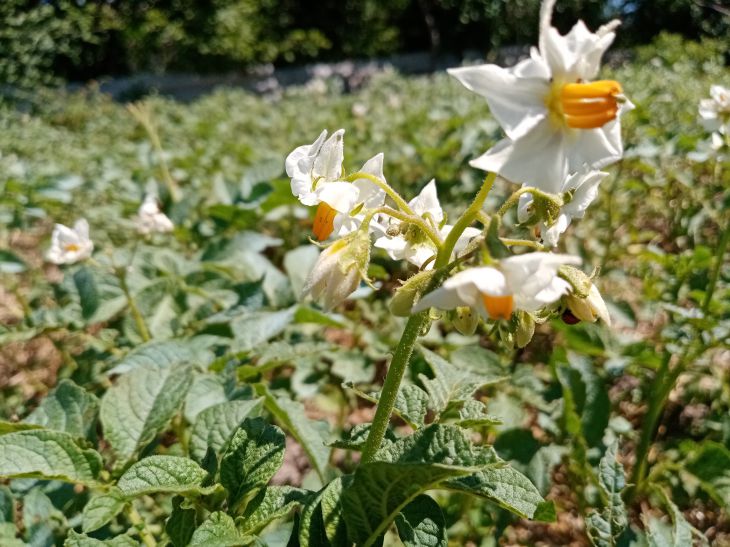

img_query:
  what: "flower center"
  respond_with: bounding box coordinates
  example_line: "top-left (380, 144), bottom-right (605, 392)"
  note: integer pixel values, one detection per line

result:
top-left (64, 243), bottom-right (81, 252)
top-left (561, 80), bottom-right (623, 129)
top-left (481, 293), bottom-right (514, 320)
top-left (313, 202), bottom-right (337, 241)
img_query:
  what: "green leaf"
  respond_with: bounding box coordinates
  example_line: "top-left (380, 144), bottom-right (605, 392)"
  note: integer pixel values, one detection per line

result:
top-left (344, 382), bottom-right (429, 429)
top-left (23, 487), bottom-right (65, 546)
top-left (684, 441), bottom-right (730, 510)
top-left (418, 347), bottom-right (506, 416)
top-left (239, 486), bottom-right (310, 536)
top-left (298, 487), bottom-right (329, 547)
top-left (342, 462), bottom-right (473, 546)
top-left (26, 379), bottom-right (99, 439)
top-left (117, 456), bottom-right (209, 498)
top-left (395, 495), bottom-right (447, 547)
top-left (100, 361), bottom-right (193, 463)
top-left (256, 385), bottom-right (331, 483)
top-left (377, 425), bottom-right (551, 522)
top-left (107, 338), bottom-right (215, 375)
top-left (0, 522), bottom-right (25, 547)
top-left (82, 487), bottom-right (126, 533)
top-left (0, 486), bottom-right (13, 523)
top-left (294, 306), bottom-right (344, 327)
top-left (190, 399), bottom-right (264, 462)
top-left (0, 429), bottom-right (101, 484)
top-left (188, 512), bottom-right (252, 547)
top-left (64, 530), bottom-right (138, 546)
top-left (184, 374), bottom-right (228, 424)
top-left (328, 423), bottom-right (396, 452)
top-left (586, 442), bottom-right (627, 547)
top-left (448, 465), bottom-right (555, 521)
top-left (220, 417), bottom-right (285, 507)
top-left (0, 421), bottom-right (44, 434)
top-left (229, 308), bottom-right (296, 352)
top-left (320, 477), bottom-right (349, 546)
top-left (74, 266), bottom-right (99, 320)
top-left (454, 399), bottom-right (502, 428)
top-left (166, 496), bottom-right (197, 547)
top-left (0, 250), bottom-right (26, 274)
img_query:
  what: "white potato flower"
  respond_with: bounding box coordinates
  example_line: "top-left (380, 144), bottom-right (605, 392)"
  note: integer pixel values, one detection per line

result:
top-left (136, 194), bottom-right (174, 235)
top-left (374, 180), bottom-right (480, 269)
top-left (285, 129), bottom-right (386, 240)
top-left (448, 0), bottom-right (633, 186)
top-left (518, 167), bottom-right (608, 247)
top-left (699, 85), bottom-right (730, 150)
top-left (413, 252), bottom-right (580, 320)
top-left (302, 232), bottom-right (370, 310)
top-left (47, 219), bottom-right (94, 265)
top-left (566, 282), bottom-right (611, 325)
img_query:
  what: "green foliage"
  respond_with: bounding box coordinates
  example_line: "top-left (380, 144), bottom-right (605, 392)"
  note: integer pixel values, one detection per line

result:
top-left (219, 418), bottom-right (286, 507)
top-left (0, 32), bottom-right (727, 546)
top-left (0, 429), bottom-right (101, 484)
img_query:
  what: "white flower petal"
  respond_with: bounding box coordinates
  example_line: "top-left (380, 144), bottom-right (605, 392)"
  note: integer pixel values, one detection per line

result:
top-left (562, 169), bottom-right (607, 218)
top-left (410, 179), bottom-right (444, 222)
top-left (353, 153), bottom-right (387, 209)
top-left (448, 65), bottom-right (549, 141)
top-left (315, 181), bottom-right (361, 214)
top-left (517, 277), bottom-right (571, 311)
top-left (312, 129), bottom-right (345, 181)
top-left (471, 121), bottom-right (567, 186)
top-left (541, 215), bottom-right (571, 248)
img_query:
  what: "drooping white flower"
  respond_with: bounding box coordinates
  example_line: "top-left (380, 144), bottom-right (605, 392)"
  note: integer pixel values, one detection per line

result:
top-left (374, 180), bottom-right (480, 269)
top-left (699, 85), bottom-right (730, 151)
top-left (566, 282), bottom-right (611, 325)
top-left (699, 84), bottom-right (730, 133)
top-left (302, 231), bottom-right (370, 310)
top-left (285, 129), bottom-right (386, 240)
top-left (136, 193), bottom-right (174, 235)
top-left (413, 252), bottom-right (580, 320)
top-left (518, 167), bottom-right (608, 247)
top-left (448, 0), bottom-right (633, 186)
top-left (46, 219), bottom-right (94, 265)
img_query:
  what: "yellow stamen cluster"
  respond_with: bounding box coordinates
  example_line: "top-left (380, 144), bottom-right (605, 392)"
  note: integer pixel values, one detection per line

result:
top-left (481, 293), bottom-right (514, 320)
top-left (64, 243), bottom-right (81, 252)
top-left (313, 202), bottom-right (337, 241)
top-left (560, 80), bottom-right (623, 129)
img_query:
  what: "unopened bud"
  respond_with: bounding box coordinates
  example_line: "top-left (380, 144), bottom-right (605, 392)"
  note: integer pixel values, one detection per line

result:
top-left (515, 311), bottom-right (535, 348)
top-left (451, 306), bottom-right (479, 336)
top-left (565, 283), bottom-right (611, 325)
top-left (558, 265), bottom-right (592, 298)
top-left (389, 269), bottom-right (435, 317)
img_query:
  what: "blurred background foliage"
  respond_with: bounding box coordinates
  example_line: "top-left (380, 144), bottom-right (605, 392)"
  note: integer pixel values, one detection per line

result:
top-left (1, 0), bottom-right (728, 90)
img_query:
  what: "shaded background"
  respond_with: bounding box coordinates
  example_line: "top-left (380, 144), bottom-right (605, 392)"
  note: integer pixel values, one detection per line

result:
top-left (2, 0), bottom-right (728, 91)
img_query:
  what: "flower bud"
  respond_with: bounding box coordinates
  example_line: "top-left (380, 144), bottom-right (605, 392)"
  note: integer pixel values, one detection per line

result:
top-left (302, 232), bottom-right (370, 310)
top-left (565, 282), bottom-right (611, 326)
top-left (389, 269), bottom-right (435, 317)
top-left (451, 306), bottom-right (479, 336)
top-left (558, 265), bottom-right (592, 298)
top-left (515, 311), bottom-right (536, 348)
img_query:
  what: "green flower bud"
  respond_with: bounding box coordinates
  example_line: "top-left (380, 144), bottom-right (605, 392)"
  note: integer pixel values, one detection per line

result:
top-left (558, 265), bottom-right (592, 298)
top-left (389, 269), bottom-right (436, 317)
top-left (515, 311), bottom-right (536, 348)
top-left (451, 306), bottom-right (479, 336)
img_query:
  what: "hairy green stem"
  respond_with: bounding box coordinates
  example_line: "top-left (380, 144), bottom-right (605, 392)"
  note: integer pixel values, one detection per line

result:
top-left (345, 171), bottom-right (415, 216)
top-left (364, 205), bottom-right (443, 247)
top-left (360, 311), bottom-right (431, 463)
top-left (117, 268), bottom-right (151, 342)
top-left (702, 218), bottom-right (729, 313)
top-left (126, 503), bottom-right (157, 547)
top-left (360, 173), bottom-right (496, 463)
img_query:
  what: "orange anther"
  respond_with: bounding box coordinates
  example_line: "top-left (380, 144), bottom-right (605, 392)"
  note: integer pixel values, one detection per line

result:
top-left (313, 202), bottom-right (337, 241)
top-left (481, 293), bottom-right (514, 320)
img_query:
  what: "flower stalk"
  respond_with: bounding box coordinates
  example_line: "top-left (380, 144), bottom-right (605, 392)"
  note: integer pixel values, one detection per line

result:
top-left (360, 172), bottom-right (496, 463)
